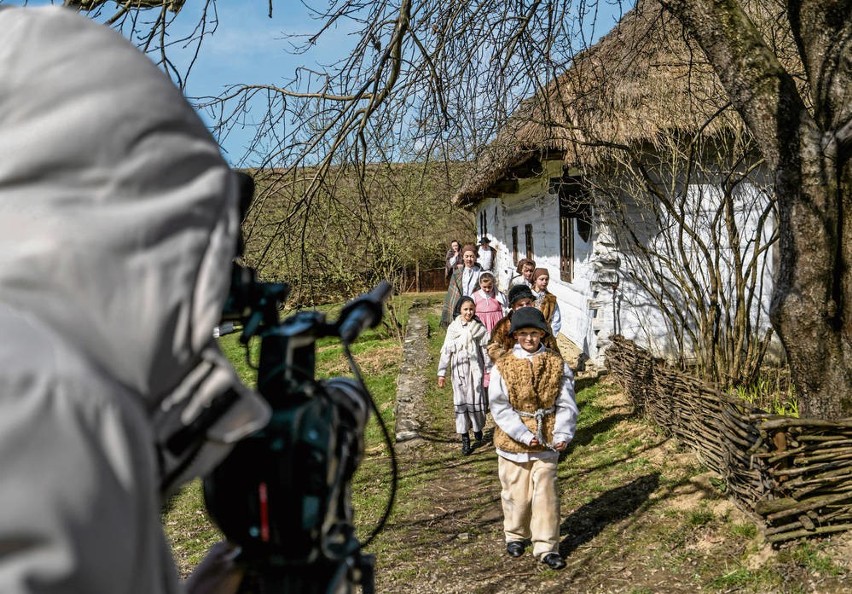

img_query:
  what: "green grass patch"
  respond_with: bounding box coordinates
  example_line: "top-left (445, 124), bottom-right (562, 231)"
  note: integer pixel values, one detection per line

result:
top-left (165, 295), bottom-right (849, 593)
top-left (787, 541), bottom-right (844, 576)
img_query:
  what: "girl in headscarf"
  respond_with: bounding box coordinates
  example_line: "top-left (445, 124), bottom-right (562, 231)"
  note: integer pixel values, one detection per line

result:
top-left (437, 296), bottom-right (490, 455)
top-left (473, 271), bottom-right (508, 335)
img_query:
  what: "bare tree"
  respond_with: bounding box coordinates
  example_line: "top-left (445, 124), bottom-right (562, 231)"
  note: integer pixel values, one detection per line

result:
top-left (52, 0), bottom-right (851, 418)
top-left (247, 0), bottom-right (847, 419)
top-left (653, 0), bottom-right (852, 419)
top-left (594, 126), bottom-right (778, 388)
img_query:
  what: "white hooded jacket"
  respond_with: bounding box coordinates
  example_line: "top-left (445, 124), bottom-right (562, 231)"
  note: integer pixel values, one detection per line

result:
top-left (0, 7), bottom-right (270, 593)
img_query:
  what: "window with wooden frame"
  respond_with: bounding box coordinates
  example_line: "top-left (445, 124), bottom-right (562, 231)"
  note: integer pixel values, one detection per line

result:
top-left (524, 224), bottom-right (534, 260)
top-left (560, 217), bottom-right (575, 282)
top-left (511, 226), bottom-right (518, 262)
top-left (479, 210), bottom-right (488, 238)
top-left (554, 175), bottom-right (592, 283)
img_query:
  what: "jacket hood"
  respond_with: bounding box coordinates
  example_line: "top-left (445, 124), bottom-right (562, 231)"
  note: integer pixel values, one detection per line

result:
top-left (0, 7), bottom-right (269, 490)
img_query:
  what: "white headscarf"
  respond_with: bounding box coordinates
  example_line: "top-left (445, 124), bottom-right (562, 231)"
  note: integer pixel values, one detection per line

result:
top-left (445, 315), bottom-right (488, 359)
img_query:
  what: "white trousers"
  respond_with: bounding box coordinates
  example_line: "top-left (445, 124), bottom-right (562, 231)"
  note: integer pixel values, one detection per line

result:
top-left (497, 456), bottom-right (560, 559)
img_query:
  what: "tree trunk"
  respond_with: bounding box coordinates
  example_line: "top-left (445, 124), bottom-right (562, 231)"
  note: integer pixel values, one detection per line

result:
top-left (661, 0), bottom-right (852, 418)
top-left (773, 135), bottom-right (852, 419)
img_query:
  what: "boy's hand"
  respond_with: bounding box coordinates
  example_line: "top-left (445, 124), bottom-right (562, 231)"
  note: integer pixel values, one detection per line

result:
top-left (553, 441), bottom-right (567, 451)
top-left (437, 376), bottom-right (445, 388)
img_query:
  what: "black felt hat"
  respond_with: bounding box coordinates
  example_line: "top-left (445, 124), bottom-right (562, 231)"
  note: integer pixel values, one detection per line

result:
top-left (508, 284), bottom-right (534, 305)
top-left (509, 307), bottom-right (550, 336)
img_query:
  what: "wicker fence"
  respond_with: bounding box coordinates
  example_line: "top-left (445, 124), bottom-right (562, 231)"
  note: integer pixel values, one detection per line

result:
top-left (605, 335), bottom-right (852, 544)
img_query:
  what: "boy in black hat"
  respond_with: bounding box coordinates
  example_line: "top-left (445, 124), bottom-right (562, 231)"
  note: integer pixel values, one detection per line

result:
top-left (488, 307), bottom-right (578, 570)
top-left (487, 285), bottom-right (560, 361)
top-left (478, 235), bottom-right (497, 272)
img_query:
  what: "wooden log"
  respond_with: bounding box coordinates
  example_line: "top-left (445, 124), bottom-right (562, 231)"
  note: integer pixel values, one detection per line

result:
top-left (765, 523), bottom-right (852, 544)
top-left (760, 418), bottom-right (852, 430)
top-left (791, 449), bottom-right (852, 465)
top-left (754, 496), bottom-right (797, 515)
top-left (764, 491), bottom-right (852, 522)
top-left (769, 460), bottom-right (849, 478)
top-left (785, 468), bottom-right (852, 488)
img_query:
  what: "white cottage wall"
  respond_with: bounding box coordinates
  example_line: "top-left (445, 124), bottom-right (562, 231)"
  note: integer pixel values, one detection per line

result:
top-left (477, 160), bottom-right (605, 363)
top-left (472, 157), bottom-right (778, 369)
top-left (609, 172), bottom-right (778, 363)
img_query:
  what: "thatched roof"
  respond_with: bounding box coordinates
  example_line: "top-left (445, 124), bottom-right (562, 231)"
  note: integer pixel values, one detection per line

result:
top-left (453, 0), bottom-right (795, 207)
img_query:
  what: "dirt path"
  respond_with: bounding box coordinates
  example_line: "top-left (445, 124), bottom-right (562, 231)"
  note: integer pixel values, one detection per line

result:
top-left (373, 306), bottom-right (851, 594)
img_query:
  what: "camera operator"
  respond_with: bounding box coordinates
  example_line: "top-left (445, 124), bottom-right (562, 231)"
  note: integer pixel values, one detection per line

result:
top-left (0, 7), bottom-right (270, 594)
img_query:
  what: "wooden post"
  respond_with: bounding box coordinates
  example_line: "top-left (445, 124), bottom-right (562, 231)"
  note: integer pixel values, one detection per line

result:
top-left (415, 260), bottom-right (421, 293)
top-left (773, 430), bottom-right (788, 482)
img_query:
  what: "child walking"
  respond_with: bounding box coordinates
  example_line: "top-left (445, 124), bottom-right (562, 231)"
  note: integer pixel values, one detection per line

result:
top-left (488, 307), bottom-right (578, 570)
top-left (437, 296), bottom-right (490, 455)
top-left (472, 271), bottom-right (508, 335)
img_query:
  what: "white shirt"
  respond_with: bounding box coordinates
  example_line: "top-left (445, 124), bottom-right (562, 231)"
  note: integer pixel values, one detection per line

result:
top-left (478, 246), bottom-right (494, 271)
top-left (461, 266), bottom-right (481, 296)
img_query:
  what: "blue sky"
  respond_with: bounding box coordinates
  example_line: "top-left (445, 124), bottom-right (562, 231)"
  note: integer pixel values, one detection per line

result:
top-left (5, 1), bottom-right (631, 165)
top-left (153, 1), bottom-right (360, 162)
top-left (177, 2), bottom-right (633, 165)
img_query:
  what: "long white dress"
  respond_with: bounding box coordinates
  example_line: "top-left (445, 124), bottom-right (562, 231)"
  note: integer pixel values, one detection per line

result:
top-left (438, 317), bottom-right (491, 433)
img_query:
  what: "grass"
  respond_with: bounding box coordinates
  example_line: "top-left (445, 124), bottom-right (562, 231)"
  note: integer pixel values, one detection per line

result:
top-left (728, 372), bottom-right (800, 417)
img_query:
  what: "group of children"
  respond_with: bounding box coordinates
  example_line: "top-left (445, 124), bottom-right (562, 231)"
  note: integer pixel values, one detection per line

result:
top-left (436, 270), bottom-right (579, 571)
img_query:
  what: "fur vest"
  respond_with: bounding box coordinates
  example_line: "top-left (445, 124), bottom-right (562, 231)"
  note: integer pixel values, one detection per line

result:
top-left (537, 292), bottom-right (558, 325)
top-left (493, 350), bottom-right (564, 453)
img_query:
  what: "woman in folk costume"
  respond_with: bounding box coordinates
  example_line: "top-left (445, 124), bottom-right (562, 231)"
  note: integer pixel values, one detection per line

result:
top-left (532, 267), bottom-right (562, 336)
top-left (472, 271), bottom-right (508, 335)
top-left (437, 297), bottom-right (491, 455)
top-left (440, 243), bottom-right (482, 328)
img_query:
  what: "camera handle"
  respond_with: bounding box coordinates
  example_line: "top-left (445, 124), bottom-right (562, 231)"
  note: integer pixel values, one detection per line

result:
top-left (336, 281), bottom-right (393, 345)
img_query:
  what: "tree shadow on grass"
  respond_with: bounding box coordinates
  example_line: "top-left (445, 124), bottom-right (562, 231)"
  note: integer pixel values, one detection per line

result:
top-left (559, 472), bottom-right (660, 557)
top-left (567, 411), bottom-right (635, 453)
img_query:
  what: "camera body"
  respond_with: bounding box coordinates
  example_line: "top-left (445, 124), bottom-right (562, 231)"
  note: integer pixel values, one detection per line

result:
top-left (205, 173), bottom-right (387, 592)
top-left (206, 267), bottom-right (388, 593)
top-left (204, 309), bottom-right (374, 592)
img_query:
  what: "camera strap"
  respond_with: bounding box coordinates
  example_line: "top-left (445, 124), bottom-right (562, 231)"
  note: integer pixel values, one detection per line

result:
top-left (158, 388), bottom-right (241, 494)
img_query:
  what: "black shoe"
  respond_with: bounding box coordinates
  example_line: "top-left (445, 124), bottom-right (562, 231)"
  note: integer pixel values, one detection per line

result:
top-left (541, 553), bottom-right (566, 570)
top-left (505, 541), bottom-right (525, 557)
top-left (473, 431), bottom-right (483, 446)
top-left (461, 434), bottom-right (472, 456)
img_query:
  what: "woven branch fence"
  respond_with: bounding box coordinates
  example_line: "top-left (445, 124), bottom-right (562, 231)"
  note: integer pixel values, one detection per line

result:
top-left (605, 335), bottom-right (852, 544)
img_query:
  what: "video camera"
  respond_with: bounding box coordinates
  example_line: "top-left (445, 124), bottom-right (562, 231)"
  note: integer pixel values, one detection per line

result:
top-left (203, 172), bottom-right (395, 593)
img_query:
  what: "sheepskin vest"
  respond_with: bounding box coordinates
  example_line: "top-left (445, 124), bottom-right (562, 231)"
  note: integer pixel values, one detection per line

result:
top-left (493, 350), bottom-right (564, 453)
top-left (537, 292), bottom-right (558, 325)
